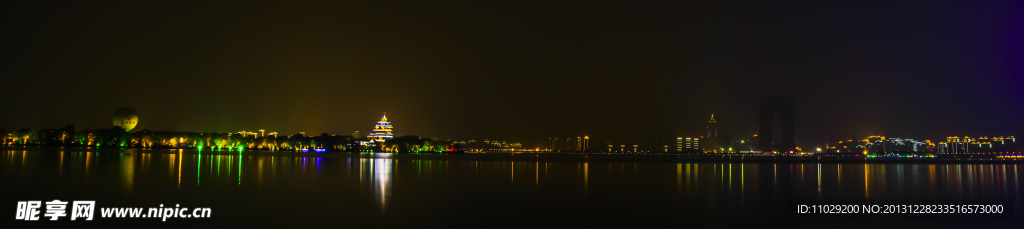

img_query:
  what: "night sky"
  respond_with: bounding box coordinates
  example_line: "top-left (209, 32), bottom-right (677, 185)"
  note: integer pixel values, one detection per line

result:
top-left (3, 1), bottom-right (1022, 148)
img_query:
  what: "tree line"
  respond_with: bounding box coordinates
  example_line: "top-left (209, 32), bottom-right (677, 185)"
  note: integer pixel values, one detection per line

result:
top-left (1, 126), bottom-right (458, 153)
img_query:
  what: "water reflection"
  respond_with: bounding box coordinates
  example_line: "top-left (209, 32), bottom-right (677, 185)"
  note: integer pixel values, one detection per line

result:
top-left (121, 152), bottom-right (134, 194)
top-left (196, 151), bottom-right (201, 185)
top-left (583, 162), bottom-right (588, 189)
top-left (3, 148), bottom-right (1024, 219)
top-left (372, 158), bottom-right (392, 209)
top-left (177, 150), bottom-right (182, 188)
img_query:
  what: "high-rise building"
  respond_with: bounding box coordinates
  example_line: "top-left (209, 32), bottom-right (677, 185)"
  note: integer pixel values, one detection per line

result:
top-left (759, 97), bottom-right (796, 153)
top-left (576, 137), bottom-right (582, 151)
top-left (565, 137), bottom-right (578, 151)
top-left (685, 137), bottom-right (700, 150)
top-left (368, 113), bottom-right (394, 141)
top-left (677, 137), bottom-right (683, 151)
top-left (703, 114), bottom-right (720, 152)
top-left (707, 114), bottom-right (717, 138)
top-left (550, 136), bottom-right (589, 151)
top-left (582, 136), bottom-right (589, 151)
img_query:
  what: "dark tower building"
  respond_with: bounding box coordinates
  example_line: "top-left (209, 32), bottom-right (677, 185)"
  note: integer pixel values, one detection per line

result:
top-left (703, 114), bottom-right (720, 153)
top-left (759, 97), bottom-right (796, 153)
top-left (707, 114), bottom-right (717, 138)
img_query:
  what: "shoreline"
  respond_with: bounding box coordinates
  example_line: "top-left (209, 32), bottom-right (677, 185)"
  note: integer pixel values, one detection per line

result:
top-left (4, 145), bottom-right (1023, 164)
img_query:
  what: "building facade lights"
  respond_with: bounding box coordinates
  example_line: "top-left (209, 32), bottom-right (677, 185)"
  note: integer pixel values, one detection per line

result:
top-left (368, 113), bottom-right (394, 142)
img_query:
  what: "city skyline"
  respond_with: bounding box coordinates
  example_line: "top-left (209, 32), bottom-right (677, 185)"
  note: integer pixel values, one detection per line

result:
top-left (3, 107), bottom-right (1019, 155)
top-left (4, 1), bottom-right (1024, 228)
top-left (2, 108), bottom-right (1021, 151)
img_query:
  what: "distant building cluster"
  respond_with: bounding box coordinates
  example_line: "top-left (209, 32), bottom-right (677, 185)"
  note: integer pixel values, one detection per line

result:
top-left (592, 113), bottom-right (743, 154)
top-left (937, 136), bottom-right (1017, 154)
top-left (605, 144), bottom-right (640, 152)
top-left (6, 107), bottom-right (1020, 157)
top-left (827, 136), bottom-right (935, 153)
top-left (548, 136), bottom-right (589, 151)
top-left (676, 137), bottom-right (701, 152)
top-left (672, 114), bottom-right (745, 154)
top-left (821, 135), bottom-right (1021, 157)
top-left (3, 110), bottom-right (458, 154)
top-left (455, 139), bottom-right (523, 151)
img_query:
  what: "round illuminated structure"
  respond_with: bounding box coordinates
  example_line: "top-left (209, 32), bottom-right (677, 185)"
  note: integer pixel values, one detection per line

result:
top-left (112, 107), bottom-right (138, 131)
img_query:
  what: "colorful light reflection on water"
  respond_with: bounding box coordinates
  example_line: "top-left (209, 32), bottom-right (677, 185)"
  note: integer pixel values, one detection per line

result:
top-left (3, 147), bottom-right (1024, 227)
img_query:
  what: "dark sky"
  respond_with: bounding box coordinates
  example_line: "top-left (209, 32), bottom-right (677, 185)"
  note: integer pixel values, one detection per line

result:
top-left (2, 1), bottom-right (1022, 148)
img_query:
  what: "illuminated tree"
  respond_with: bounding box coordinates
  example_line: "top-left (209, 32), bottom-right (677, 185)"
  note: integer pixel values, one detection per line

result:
top-left (15, 128), bottom-right (34, 144)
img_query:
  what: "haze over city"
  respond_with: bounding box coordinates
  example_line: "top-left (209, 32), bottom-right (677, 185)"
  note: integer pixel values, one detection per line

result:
top-left (3, 1), bottom-right (1022, 148)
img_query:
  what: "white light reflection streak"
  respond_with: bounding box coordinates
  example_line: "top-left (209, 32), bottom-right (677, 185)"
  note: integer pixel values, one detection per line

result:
top-left (1015, 165), bottom-right (1020, 199)
top-left (373, 158), bottom-right (392, 211)
top-left (817, 163), bottom-right (821, 198)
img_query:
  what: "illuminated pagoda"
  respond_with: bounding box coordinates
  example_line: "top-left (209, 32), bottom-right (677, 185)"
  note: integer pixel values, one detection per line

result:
top-left (368, 113), bottom-right (394, 142)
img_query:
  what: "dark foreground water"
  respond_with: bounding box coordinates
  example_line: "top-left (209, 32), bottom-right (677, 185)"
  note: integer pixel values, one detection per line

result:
top-left (4, 147), bottom-right (1023, 228)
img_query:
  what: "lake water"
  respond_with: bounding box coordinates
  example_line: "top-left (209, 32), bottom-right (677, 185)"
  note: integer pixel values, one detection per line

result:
top-left (4, 147), bottom-right (1023, 227)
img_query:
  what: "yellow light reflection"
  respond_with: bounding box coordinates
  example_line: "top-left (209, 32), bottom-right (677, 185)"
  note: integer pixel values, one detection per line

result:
top-left (584, 162), bottom-right (589, 189)
top-left (123, 153), bottom-right (134, 194)
top-left (864, 164), bottom-right (869, 199)
top-left (177, 150), bottom-right (182, 188)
